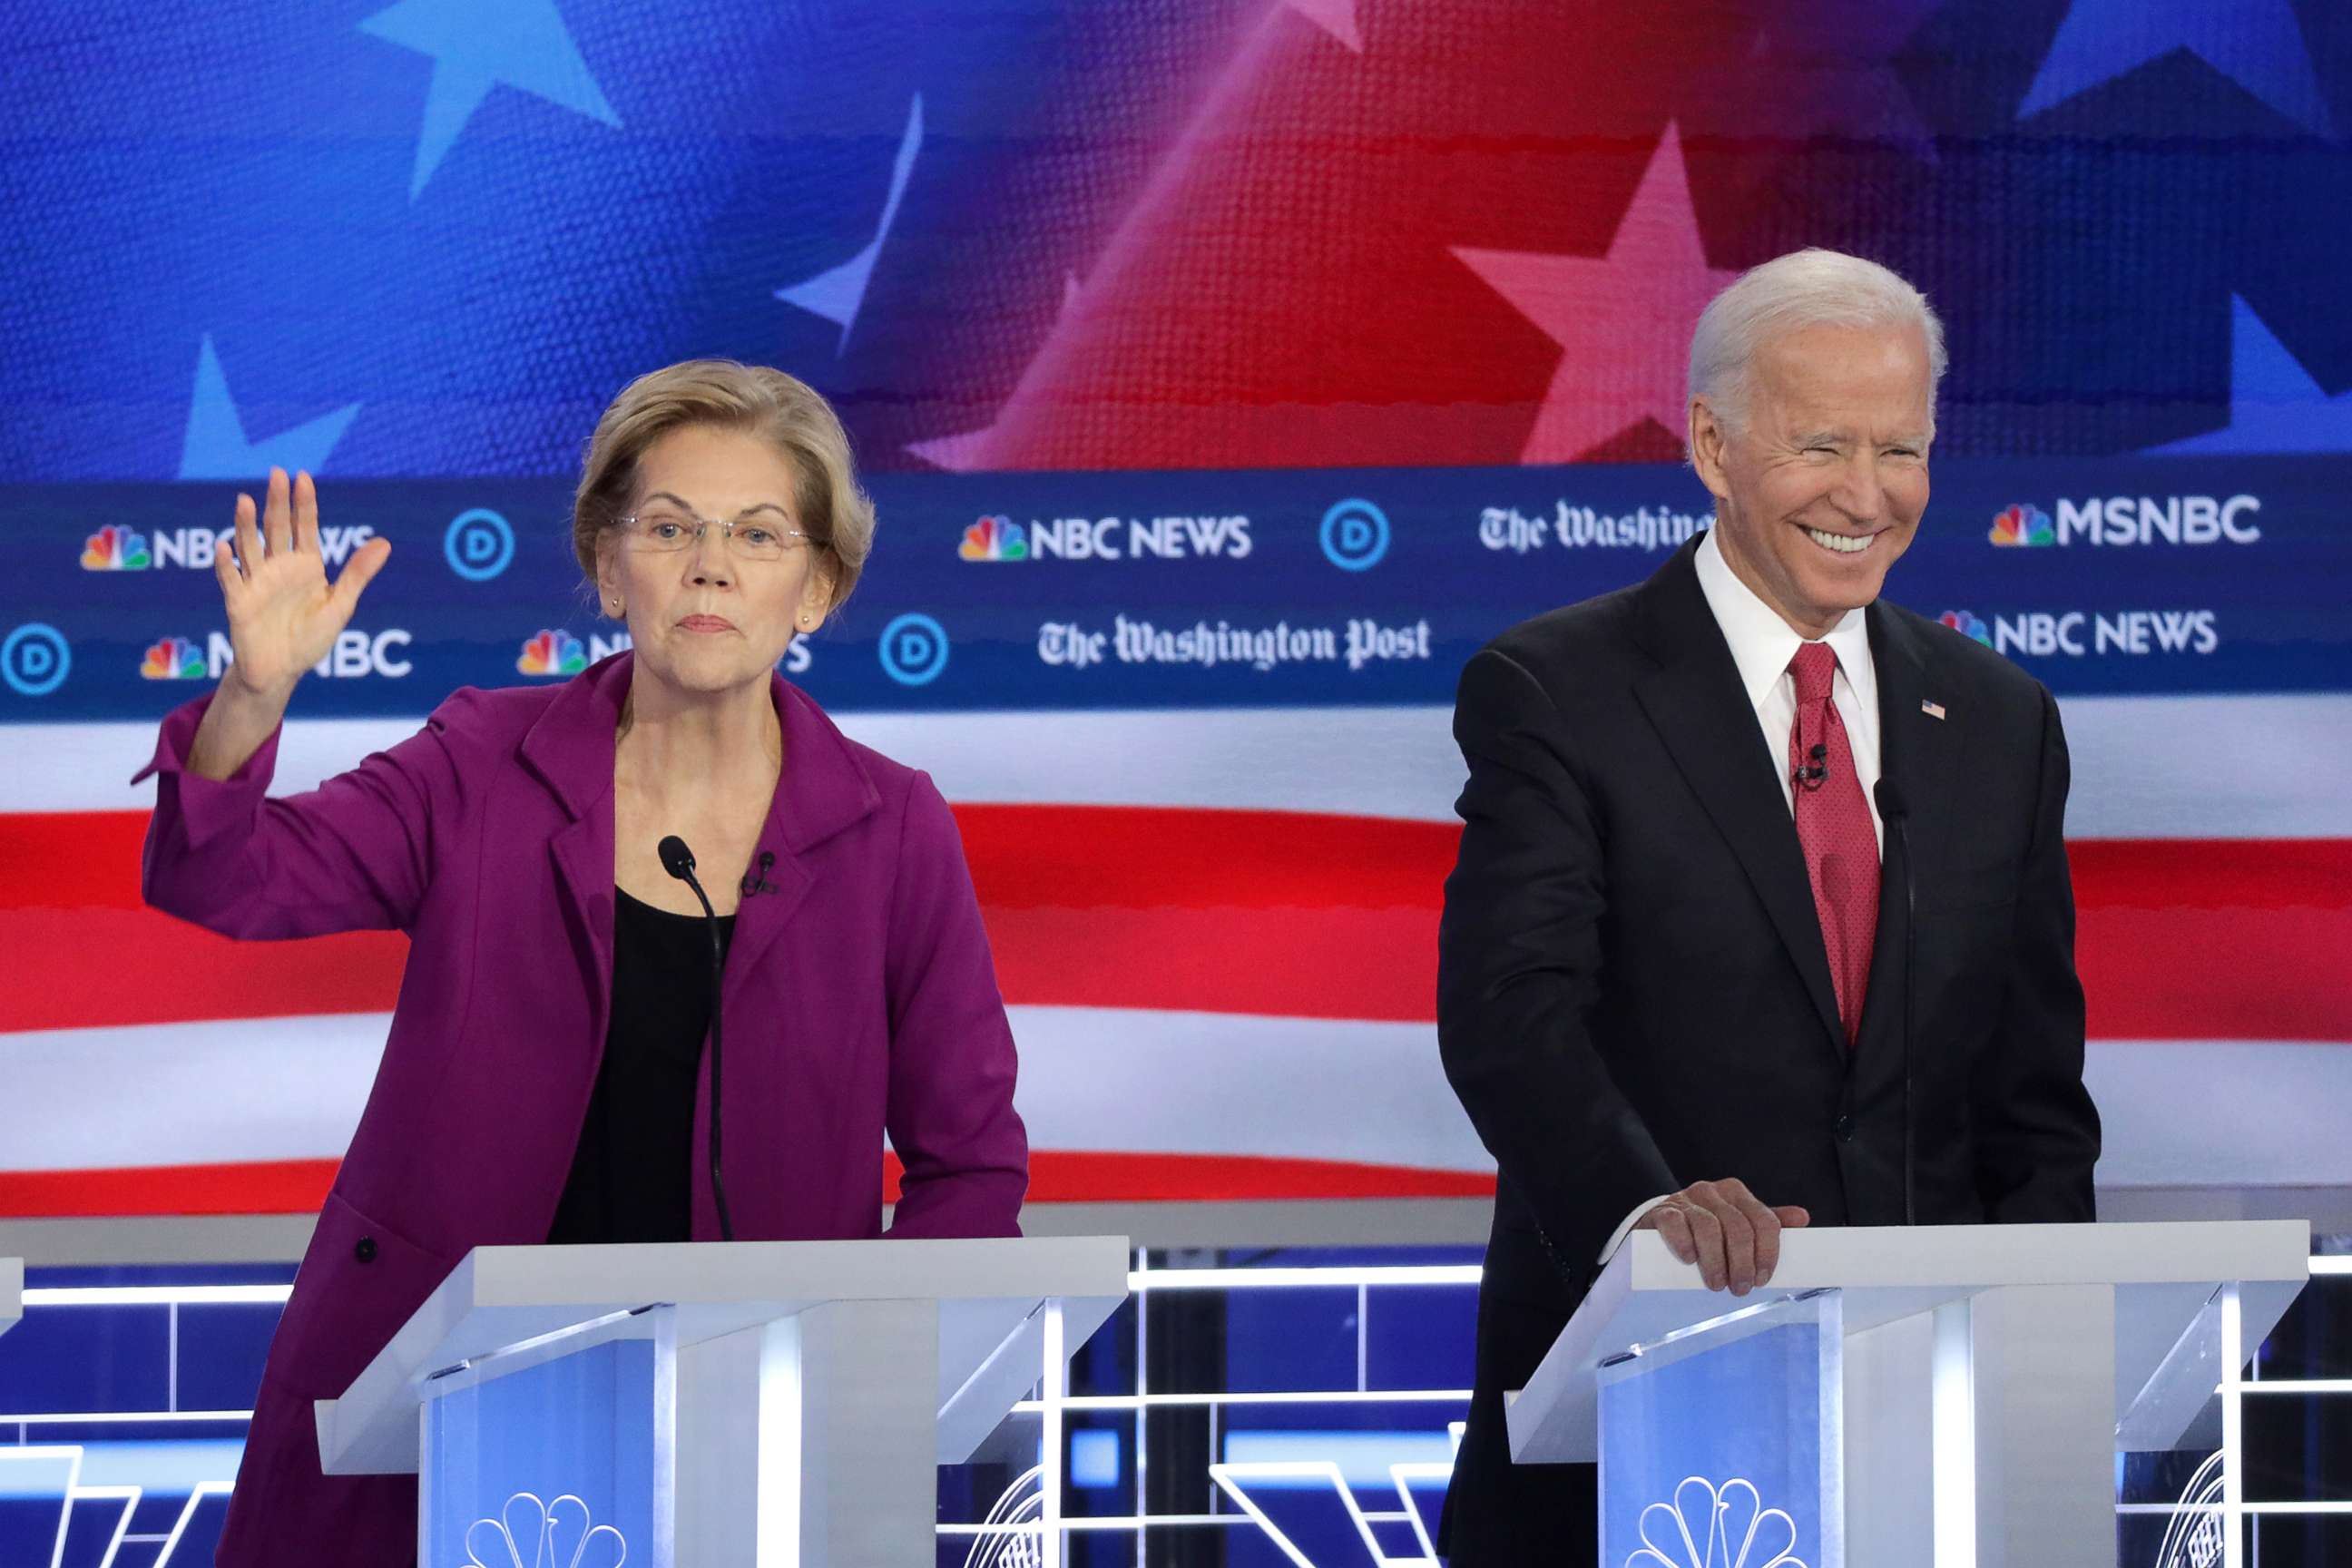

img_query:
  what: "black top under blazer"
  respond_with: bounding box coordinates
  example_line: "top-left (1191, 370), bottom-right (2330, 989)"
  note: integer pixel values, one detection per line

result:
top-left (1435, 534), bottom-right (2101, 1566)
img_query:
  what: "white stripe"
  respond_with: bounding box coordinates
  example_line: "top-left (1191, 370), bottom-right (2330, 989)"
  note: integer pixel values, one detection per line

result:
top-left (1038, 1030), bottom-right (2352, 1191)
top-left (2082, 1040), bottom-right (2352, 1187)
top-left (6, 693), bottom-right (2349, 837)
top-left (2060, 694), bottom-right (2352, 839)
top-left (0, 1013), bottom-right (387, 1170)
top-left (4, 1014), bottom-right (2351, 1194)
top-left (0, 1008), bottom-right (1485, 1176)
top-left (1012, 1007), bottom-right (1485, 1171)
top-left (24, 1285), bottom-right (289, 1306)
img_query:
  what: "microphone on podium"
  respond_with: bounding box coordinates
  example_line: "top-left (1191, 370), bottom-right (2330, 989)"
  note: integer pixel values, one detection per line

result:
top-left (660, 834), bottom-right (735, 1242)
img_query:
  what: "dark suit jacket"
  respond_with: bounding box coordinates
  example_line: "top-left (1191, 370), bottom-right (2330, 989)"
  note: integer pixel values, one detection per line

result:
top-left (1435, 536), bottom-right (2100, 1566)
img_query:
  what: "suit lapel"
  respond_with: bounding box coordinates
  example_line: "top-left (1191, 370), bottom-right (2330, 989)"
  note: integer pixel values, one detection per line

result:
top-left (1853, 605), bottom-right (1963, 1050)
top-left (1631, 542), bottom-right (1847, 1060)
top-left (1867, 605), bottom-right (1964, 897)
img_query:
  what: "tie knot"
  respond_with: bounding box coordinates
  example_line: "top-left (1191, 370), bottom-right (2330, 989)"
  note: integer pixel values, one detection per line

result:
top-left (1789, 642), bottom-right (1838, 704)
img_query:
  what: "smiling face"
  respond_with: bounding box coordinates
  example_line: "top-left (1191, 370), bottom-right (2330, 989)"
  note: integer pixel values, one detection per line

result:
top-left (595, 423), bottom-right (835, 697)
top-left (1689, 321), bottom-right (1934, 639)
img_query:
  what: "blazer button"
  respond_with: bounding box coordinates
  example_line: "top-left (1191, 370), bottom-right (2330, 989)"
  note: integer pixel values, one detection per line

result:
top-left (354, 1236), bottom-right (378, 1263)
top-left (1834, 1116), bottom-right (1856, 1142)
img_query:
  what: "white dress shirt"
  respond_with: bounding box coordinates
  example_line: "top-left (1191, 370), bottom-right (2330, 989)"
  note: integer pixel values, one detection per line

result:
top-left (1595, 526), bottom-right (1886, 1264)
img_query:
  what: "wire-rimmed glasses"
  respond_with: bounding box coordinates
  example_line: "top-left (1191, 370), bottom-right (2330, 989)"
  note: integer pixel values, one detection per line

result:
top-left (616, 499), bottom-right (814, 564)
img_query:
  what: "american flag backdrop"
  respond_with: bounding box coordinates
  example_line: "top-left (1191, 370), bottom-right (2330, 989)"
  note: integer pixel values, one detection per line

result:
top-left (1, 0), bottom-right (2347, 1220)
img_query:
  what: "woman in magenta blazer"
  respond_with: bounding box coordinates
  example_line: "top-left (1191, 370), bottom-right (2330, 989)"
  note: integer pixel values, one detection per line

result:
top-left (135, 360), bottom-right (1028, 1565)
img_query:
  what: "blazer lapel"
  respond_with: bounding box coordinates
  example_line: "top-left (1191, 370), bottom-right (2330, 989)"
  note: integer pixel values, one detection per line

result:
top-left (516, 656), bottom-right (884, 1051)
top-left (1631, 541), bottom-right (1847, 1059)
top-left (719, 675), bottom-right (883, 1018)
top-left (519, 654), bottom-right (630, 1051)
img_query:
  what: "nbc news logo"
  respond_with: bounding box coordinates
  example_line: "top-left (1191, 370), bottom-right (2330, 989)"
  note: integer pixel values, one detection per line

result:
top-left (1987, 505), bottom-right (2053, 547)
top-left (960, 515), bottom-right (1027, 562)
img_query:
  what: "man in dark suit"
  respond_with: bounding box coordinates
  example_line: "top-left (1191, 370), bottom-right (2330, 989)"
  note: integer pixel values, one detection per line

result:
top-left (1435, 248), bottom-right (2102, 1565)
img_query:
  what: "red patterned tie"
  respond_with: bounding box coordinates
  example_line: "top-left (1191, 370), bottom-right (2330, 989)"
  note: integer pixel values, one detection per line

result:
top-left (1788, 642), bottom-right (1878, 1044)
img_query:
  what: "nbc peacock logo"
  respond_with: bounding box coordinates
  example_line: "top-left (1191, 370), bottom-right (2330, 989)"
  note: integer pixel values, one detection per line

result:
top-left (517, 630), bottom-right (588, 677)
top-left (1988, 504), bottom-right (2053, 547)
top-left (1939, 610), bottom-right (1993, 647)
top-left (464, 1492), bottom-right (625, 1568)
top-left (1627, 1476), bottom-right (1807, 1568)
top-left (83, 524), bottom-right (152, 571)
top-left (141, 636), bottom-right (207, 680)
top-left (959, 515), bottom-right (1027, 562)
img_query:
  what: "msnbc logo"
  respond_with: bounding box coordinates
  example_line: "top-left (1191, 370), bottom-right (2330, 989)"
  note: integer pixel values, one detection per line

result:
top-left (517, 631), bottom-right (587, 677)
top-left (83, 525), bottom-right (152, 571)
top-left (1939, 611), bottom-right (1993, 647)
top-left (1988, 504), bottom-right (2053, 547)
top-left (141, 637), bottom-right (207, 679)
top-left (960, 515), bottom-right (1027, 562)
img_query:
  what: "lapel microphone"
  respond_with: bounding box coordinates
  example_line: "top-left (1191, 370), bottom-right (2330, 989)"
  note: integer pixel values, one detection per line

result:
top-left (658, 834), bottom-right (735, 1242)
top-left (739, 849), bottom-right (779, 898)
top-left (1794, 741), bottom-right (1829, 792)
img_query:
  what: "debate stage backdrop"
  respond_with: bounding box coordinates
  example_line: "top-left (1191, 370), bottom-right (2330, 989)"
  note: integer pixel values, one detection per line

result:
top-left (2, 0), bottom-right (2348, 1219)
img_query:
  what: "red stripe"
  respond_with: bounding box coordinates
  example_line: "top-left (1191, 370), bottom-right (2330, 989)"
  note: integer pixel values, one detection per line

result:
top-left (2069, 840), bottom-right (2352, 1041)
top-left (0, 810), bottom-right (150, 910)
top-left (0, 804), bottom-right (1459, 913)
top-left (0, 906), bottom-right (409, 1029)
top-left (1009, 1151), bottom-right (1497, 1202)
top-left (958, 804), bottom-right (1459, 909)
top-left (0, 1152), bottom-right (1496, 1218)
top-left (0, 1159), bottom-right (342, 1217)
top-left (2, 809), bottom-right (2347, 1039)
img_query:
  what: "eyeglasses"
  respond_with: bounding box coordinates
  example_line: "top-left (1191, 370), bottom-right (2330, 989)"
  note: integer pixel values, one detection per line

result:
top-left (617, 502), bottom-right (814, 564)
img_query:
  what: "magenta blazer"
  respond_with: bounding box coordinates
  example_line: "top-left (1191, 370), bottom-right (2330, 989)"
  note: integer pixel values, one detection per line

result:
top-left (134, 651), bottom-right (1027, 1566)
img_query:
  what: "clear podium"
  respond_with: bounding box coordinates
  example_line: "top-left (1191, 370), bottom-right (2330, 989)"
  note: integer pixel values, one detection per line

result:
top-left (316, 1236), bottom-right (1131, 1567)
top-left (0, 1257), bottom-right (18, 1340)
top-left (1506, 1220), bottom-right (2310, 1568)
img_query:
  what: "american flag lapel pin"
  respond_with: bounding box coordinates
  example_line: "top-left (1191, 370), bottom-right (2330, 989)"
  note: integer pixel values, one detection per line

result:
top-left (1921, 699), bottom-right (1946, 720)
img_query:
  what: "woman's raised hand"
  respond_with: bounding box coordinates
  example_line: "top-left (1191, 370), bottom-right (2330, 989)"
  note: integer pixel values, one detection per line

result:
top-left (215, 467), bottom-right (392, 697)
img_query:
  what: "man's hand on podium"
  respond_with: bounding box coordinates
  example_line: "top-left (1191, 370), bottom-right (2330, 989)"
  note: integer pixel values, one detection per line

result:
top-left (1635, 1179), bottom-right (1810, 1297)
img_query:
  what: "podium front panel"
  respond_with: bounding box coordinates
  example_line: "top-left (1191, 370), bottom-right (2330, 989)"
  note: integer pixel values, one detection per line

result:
top-left (1598, 1290), bottom-right (1844, 1568)
top-left (420, 1311), bottom-right (674, 1568)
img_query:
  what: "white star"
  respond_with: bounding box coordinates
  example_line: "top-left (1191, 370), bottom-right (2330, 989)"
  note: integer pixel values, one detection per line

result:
top-left (775, 95), bottom-right (926, 354)
top-left (2151, 296), bottom-right (2352, 454)
top-left (1454, 125), bottom-right (1740, 462)
top-left (359, 0), bottom-right (622, 201)
top-left (178, 336), bottom-right (359, 481)
top-left (1281, 0), bottom-right (1363, 54)
top-left (905, 269), bottom-right (1083, 470)
top-left (2019, 0), bottom-right (2332, 135)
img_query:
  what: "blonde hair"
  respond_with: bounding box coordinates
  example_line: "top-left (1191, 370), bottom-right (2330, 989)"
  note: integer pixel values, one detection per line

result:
top-left (573, 359), bottom-right (876, 609)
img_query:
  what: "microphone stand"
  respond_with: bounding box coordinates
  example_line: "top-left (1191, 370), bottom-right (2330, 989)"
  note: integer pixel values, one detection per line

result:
top-left (659, 834), bottom-right (735, 1241)
top-left (1874, 781), bottom-right (1917, 1228)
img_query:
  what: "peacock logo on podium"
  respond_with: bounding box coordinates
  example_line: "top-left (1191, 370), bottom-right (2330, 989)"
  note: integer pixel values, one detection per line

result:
top-left (2152, 1451), bottom-right (2227, 1568)
top-left (1626, 1476), bottom-right (1808, 1568)
top-left (462, 1492), bottom-right (627, 1568)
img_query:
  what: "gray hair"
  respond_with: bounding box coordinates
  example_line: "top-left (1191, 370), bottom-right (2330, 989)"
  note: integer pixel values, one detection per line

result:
top-left (1687, 248), bottom-right (1947, 447)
